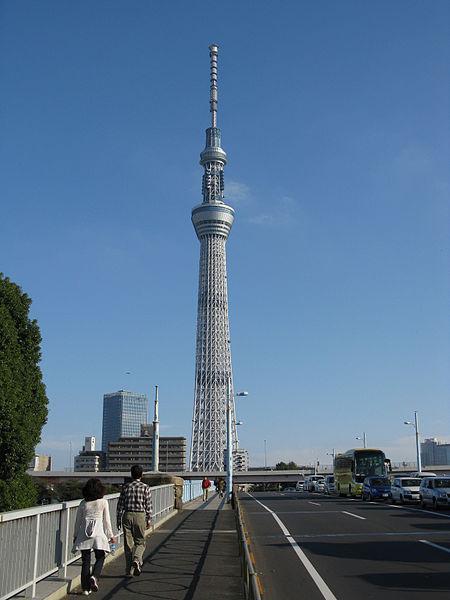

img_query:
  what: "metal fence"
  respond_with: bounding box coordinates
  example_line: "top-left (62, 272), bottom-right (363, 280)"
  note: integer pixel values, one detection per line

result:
top-left (0, 481), bottom-right (201, 600)
top-left (234, 492), bottom-right (262, 600)
top-left (182, 480), bottom-right (203, 503)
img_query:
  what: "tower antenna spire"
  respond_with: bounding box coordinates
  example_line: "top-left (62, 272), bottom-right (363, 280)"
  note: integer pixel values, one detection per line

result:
top-left (209, 44), bottom-right (219, 128)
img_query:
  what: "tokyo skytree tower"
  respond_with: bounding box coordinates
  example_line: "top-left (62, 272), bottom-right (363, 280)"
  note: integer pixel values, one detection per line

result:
top-left (190, 44), bottom-right (238, 471)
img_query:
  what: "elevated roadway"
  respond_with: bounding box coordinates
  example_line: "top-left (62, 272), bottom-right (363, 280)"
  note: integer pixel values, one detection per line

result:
top-left (29, 465), bottom-right (450, 485)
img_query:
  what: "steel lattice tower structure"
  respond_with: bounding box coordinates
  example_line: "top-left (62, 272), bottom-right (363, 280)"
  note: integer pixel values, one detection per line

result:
top-left (190, 44), bottom-right (238, 471)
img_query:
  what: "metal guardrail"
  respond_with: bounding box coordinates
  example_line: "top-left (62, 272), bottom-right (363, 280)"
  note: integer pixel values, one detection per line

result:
top-left (234, 492), bottom-right (262, 600)
top-left (182, 480), bottom-right (203, 503)
top-left (0, 481), bottom-right (202, 600)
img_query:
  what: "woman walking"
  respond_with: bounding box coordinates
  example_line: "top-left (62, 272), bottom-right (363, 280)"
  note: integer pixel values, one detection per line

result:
top-left (73, 478), bottom-right (116, 595)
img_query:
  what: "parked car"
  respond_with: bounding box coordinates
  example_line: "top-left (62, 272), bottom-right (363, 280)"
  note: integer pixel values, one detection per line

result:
top-left (284, 486), bottom-right (296, 492)
top-left (391, 477), bottom-right (421, 504)
top-left (419, 477), bottom-right (450, 510)
top-left (324, 475), bottom-right (335, 495)
top-left (304, 475), bottom-right (325, 492)
top-left (295, 480), bottom-right (305, 491)
top-left (316, 479), bottom-right (325, 493)
top-left (362, 476), bottom-right (391, 501)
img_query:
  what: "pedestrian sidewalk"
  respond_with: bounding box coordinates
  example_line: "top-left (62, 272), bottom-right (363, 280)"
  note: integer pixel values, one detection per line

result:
top-left (69, 493), bottom-right (245, 600)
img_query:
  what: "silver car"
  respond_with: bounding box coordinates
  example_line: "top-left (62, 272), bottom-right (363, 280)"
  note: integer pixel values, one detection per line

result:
top-left (419, 477), bottom-right (450, 510)
top-left (324, 475), bottom-right (335, 495)
top-left (391, 477), bottom-right (421, 504)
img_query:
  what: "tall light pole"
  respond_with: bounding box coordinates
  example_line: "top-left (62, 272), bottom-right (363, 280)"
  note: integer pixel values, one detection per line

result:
top-left (226, 384), bottom-right (248, 502)
top-left (152, 385), bottom-right (160, 472)
top-left (356, 433), bottom-right (367, 448)
top-left (404, 411), bottom-right (422, 474)
top-left (264, 439), bottom-right (267, 470)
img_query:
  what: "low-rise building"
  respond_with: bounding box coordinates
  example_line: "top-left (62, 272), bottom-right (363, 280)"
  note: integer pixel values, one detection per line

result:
top-left (28, 454), bottom-right (52, 471)
top-left (74, 436), bottom-right (106, 472)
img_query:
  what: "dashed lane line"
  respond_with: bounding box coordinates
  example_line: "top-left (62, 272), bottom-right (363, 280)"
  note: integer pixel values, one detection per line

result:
top-left (341, 511), bottom-right (366, 520)
top-left (247, 493), bottom-right (338, 600)
top-left (308, 501), bottom-right (322, 506)
top-left (419, 539), bottom-right (450, 555)
top-left (246, 510), bottom-right (346, 515)
top-left (248, 530), bottom-right (450, 540)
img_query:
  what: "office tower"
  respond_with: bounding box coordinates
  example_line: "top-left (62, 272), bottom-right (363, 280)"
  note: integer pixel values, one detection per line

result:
top-left (190, 45), bottom-right (238, 471)
top-left (101, 390), bottom-right (148, 452)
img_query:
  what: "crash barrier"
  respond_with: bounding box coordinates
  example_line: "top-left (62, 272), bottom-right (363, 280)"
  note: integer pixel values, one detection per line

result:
top-left (0, 481), bottom-right (202, 600)
top-left (234, 491), bottom-right (262, 600)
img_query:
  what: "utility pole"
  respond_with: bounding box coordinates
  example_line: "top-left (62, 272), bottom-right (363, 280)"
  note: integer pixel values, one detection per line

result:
top-left (414, 411), bottom-right (422, 474)
top-left (152, 385), bottom-right (160, 472)
top-left (226, 378), bottom-right (233, 502)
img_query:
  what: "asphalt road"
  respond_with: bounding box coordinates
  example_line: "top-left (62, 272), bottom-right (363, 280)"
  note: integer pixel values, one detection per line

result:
top-left (240, 491), bottom-right (450, 599)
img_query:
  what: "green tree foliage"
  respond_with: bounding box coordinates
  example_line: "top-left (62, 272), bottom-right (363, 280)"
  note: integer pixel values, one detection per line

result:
top-left (275, 461), bottom-right (300, 470)
top-left (0, 274), bottom-right (48, 511)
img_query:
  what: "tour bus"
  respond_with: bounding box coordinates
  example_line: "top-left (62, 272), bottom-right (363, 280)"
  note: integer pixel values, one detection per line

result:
top-left (334, 448), bottom-right (391, 497)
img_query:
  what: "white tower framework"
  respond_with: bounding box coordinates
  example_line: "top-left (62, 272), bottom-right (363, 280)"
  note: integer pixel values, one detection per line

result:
top-left (190, 44), bottom-right (238, 471)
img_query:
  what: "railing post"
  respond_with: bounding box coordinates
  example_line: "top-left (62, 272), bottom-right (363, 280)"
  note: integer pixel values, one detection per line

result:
top-left (31, 513), bottom-right (41, 599)
top-left (63, 503), bottom-right (70, 578)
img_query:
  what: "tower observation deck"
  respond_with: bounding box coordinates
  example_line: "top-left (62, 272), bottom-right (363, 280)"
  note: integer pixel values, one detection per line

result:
top-left (190, 44), bottom-right (238, 471)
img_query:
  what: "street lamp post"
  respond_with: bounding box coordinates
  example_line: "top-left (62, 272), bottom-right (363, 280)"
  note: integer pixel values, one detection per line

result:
top-left (356, 433), bottom-right (367, 448)
top-left (404, 411), bottom-right (422, 474)
top-left (264, 439), bottom-right (267, 470)
top-left (226, 384), bottom-right (248, 502)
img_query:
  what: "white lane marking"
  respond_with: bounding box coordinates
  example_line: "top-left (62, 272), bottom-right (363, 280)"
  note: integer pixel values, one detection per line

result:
top-left (309, 501), bottom-right (321, 506)
top-left (247, 510), bottom-right (345, 515)
top-left (342, 511), bottom-right (366, 520)
top-left (247, 493), bottom-right (338, 600)
top-left (387, 503), bottom-right (450, 519)
top-left (420, 539), bottom-right (450, 555)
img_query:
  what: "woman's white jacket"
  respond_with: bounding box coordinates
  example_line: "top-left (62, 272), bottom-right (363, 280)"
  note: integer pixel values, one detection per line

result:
top-left (73, 499), bottom-right (113, 552)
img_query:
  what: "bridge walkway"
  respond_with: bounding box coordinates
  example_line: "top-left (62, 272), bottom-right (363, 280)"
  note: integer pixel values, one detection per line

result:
top-left (70, 493), bottom-right (244, 600)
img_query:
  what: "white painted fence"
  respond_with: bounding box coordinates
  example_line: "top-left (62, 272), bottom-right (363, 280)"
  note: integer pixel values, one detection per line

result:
top-left (0, 481), bottom-right (202, 600)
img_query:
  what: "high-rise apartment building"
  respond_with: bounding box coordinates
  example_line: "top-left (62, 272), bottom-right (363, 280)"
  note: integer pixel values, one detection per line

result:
top-left (107, 430), bottom-right (187, 472)
top-left (233, 449), bottom-right (249, 472)
top-left (102, 390), bottom-right (148, 452)
top-left (190, 45), bottom-right (238, 471)
top-left (421, 438), bottom-right (450, 466)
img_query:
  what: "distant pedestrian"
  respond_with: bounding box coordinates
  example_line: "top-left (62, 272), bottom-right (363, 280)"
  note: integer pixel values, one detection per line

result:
top-left (217, 478), bottom-right (226, 498)
top-left (117, 464), bottom-right (152, 577)
top-left (201, 476), bottom-right (211, 501)
top-left (73, 478), bottom-right (116, 595)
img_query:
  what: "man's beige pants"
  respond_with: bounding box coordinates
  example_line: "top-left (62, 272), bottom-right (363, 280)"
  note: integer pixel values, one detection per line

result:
top-left (122, 512), bottom-right (146, 571)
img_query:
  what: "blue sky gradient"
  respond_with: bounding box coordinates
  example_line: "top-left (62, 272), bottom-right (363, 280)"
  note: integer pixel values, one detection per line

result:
top-left (1, 1), bottom-right (449, 469)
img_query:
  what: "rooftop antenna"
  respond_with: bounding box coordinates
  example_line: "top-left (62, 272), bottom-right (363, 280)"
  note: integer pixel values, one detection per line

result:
top-left (209, 44), bottom-right (219, 128)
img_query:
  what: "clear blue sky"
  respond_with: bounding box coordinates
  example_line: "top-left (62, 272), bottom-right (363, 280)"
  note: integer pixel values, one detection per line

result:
top-left (1, 1), bottom-right (449, 469)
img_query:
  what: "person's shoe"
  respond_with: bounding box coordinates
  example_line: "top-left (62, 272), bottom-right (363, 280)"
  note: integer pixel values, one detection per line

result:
top-left (82, 591), bottom-right (91, 595)
top-left (90, 577), bottom-right (98, 592)
top-left (132, 560), bottom-right (142, 576)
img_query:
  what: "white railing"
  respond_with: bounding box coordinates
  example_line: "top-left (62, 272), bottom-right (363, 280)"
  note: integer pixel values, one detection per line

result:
top-left (182, 480), bottom-right (203, 502)
top-left (0, 481), bottom-right (202, 600)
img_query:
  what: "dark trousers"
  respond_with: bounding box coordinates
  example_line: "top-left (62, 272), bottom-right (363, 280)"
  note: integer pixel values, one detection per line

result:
top-left (81, 549), bottom-right (105, 590)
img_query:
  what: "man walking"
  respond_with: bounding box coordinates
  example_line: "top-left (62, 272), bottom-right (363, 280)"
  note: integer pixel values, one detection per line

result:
top-left (117, 464), bottom-right (152, 577)
top-left (201, 476), bottom-right (211, 501)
